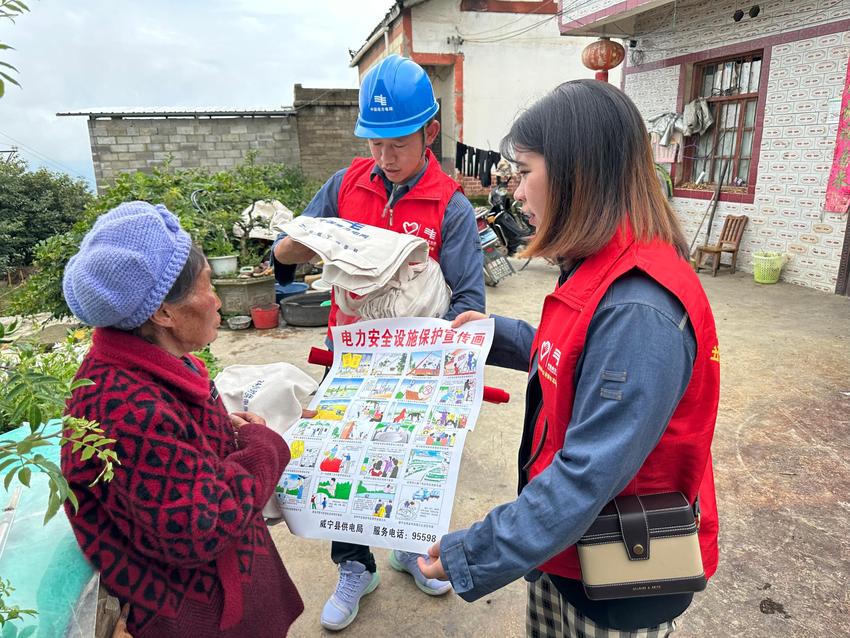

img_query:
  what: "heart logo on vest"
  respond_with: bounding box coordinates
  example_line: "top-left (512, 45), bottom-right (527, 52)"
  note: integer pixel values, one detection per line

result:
top-left (402, 221), bottom-right (420, 235)
top-left (539, 340), bottom-right (551, 364)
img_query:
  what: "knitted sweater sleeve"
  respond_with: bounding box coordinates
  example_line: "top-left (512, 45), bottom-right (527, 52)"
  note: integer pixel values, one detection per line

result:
top-left (66, 377), bottom-right (289, 569)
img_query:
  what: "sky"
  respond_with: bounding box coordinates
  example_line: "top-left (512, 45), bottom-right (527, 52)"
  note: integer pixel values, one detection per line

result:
top-left (0, 0), bottom-right (395, 189)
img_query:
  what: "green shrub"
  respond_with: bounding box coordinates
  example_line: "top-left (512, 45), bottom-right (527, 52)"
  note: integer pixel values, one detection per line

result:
top-left (11, 155), bottom-right (320, 319)
top-left (0, 159), bottom-right (93, 278)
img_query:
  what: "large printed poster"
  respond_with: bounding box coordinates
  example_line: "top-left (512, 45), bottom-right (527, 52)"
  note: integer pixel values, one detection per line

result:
top-left (279, 317), bottom-right (494, 553)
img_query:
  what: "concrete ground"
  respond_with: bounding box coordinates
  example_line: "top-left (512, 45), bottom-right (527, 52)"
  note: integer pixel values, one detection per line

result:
top-left (212, 258), bottom-right (850, 638)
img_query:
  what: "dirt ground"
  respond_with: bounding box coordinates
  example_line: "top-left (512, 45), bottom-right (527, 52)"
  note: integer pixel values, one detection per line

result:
top-left (211, 258), bottom-right (850, 638)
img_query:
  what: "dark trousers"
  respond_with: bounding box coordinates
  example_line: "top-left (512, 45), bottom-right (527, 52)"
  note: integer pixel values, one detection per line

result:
top-left (331, 541), bottom-right (377, 573)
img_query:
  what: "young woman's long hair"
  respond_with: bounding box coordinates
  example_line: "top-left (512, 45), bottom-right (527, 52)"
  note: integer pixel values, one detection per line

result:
top-left (501, 79), bottom-right (688, 262)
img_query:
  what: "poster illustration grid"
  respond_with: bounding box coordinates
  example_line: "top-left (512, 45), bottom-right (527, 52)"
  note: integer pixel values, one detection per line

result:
top-left (279, 317), bottom-right (494, 553)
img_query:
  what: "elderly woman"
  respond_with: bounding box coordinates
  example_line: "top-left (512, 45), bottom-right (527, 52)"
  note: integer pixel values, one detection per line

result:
top-left (61, 201), bottom-right (303, 637)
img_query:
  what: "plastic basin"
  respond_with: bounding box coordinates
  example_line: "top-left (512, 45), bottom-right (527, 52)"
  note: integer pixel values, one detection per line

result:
top-left (275, 281), bottom-right (309, 303)
top-left (280, 290), bottom-right (332, 327)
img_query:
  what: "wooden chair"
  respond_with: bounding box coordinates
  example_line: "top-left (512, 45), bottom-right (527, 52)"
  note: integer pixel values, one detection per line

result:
top-left (694, 215), bottom-right (748, 276)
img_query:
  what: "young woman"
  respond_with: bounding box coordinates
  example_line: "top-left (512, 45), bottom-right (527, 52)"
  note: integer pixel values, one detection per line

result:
top-left (62, 201), bottom-right (303, 637)
top-left (419, 80), bottom-right (721, 637)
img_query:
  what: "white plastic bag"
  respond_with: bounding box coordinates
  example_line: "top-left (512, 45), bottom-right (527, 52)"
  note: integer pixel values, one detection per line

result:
top-left (214, 362), bottom-right (318, 518)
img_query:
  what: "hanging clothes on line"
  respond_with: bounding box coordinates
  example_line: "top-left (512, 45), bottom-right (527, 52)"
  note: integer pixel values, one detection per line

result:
top-left (482, 151), bottom-right (501, 187)
top-left (455, 142), bottom-right (467, 173)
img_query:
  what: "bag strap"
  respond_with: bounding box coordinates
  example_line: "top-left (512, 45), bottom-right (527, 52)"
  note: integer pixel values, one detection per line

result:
top-left (614, 495), bottom-right (650, 561)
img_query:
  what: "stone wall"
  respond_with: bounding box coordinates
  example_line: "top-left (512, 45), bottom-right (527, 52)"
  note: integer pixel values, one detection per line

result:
top-left (85, 85), bottom-right (364, 193)
top-left (88, 116), bottom-right (299, 191)
top-left (293, 85), bottom-right (370, 180)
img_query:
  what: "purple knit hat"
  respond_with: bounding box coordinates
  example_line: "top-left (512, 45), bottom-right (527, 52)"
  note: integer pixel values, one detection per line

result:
top-left (63, 201), bottom-right (192, 329)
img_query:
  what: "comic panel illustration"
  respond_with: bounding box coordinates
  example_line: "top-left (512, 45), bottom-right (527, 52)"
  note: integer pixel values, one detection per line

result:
top-left (428, 405), bottom-right (470, 430)
top-left (351, 479), bottom-right (397, 519)
top-left (330, 419), bottom-right (374, 442)
top-left (348, 399), bottom-right (390, 423)
top-left (413, 422), bottom-right (458, 448)
top-left (407, 351), bottom-right (442, 377)
top-left (394, 378), bottom-right (437, 402)
top-left (443, 348), bottom-right (479, 376)
top-left (285, 439), bottom-right (322, 472)
top-left (436, 378), bottom-right (476, 406)
top-left (387, 401), bottom-right (430, 427)
top-left (276, 472), bottom-right (310, 508)
top-left (359, 446), bottom-right (404, 479)
top-left (371, 352), bottom-right (408, 376)
top-left (396, 485), bottom-right (444, 525)
top-left (337, 352), bottom-right (373, 377)
top-left (404, 448), bottom-right (451, 485)
top-left (317, 441), bottom-right (362, 475)
top-left (312, 475), bottom-right (353, 514)
top-left (315, 399), bottom-right (351, 421)
top-left (324, 377), bottom-right (365, 399)
top-left (371, 421), bottom-right (416, 444)
top-left (358, 377), bottom-right (401, 400)
top-left (288, 419), bottom-right (334, 440)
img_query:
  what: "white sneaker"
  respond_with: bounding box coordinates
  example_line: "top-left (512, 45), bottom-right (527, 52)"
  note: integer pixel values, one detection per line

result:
top-left (388, 550), bottom-right (452, 596)
top-left (320, 561), bottom-right (380, 631)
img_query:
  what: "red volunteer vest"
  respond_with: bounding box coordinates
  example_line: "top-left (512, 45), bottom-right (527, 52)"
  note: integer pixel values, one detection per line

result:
top-left (329, 148), bottom-right (460, 330)
top-left (528, 225), bottom-right (720, 581)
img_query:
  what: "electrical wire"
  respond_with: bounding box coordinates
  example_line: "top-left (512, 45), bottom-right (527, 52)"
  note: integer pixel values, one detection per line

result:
top-left (0, 129), bottom-right (90, 180)
top-left (454, 0), bottom-right (560, 38)
top-left (459, 0), bottom-right (603, 43)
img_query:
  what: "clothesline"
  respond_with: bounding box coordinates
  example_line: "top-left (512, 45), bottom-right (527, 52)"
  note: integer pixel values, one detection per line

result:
top-left (454, 142), bottom-right (502, 187)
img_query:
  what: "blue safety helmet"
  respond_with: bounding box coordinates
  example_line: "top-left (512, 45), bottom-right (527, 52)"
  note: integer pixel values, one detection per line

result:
top-left (354, 54), bottom-right (439, 139)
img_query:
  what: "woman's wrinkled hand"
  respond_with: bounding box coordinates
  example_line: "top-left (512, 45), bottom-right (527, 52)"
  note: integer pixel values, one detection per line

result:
top-left (229, 411), bottom-right (267, 428)
top-left (451, 311), bottom-right (489, 328)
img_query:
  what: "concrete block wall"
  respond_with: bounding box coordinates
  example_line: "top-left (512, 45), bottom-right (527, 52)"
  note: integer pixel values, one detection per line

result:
top-left (293, 85), bottom-right (370, 181)
top-left (85, 85), bottom-right (365, 193)
top-left (88, 117), bottom-right (300, 192)
top-left (621, 0), bottom-right (850, 292)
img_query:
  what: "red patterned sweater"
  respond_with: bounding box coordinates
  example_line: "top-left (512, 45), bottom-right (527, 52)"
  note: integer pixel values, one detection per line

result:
top-left (63, 328), bottom-right (303, 637)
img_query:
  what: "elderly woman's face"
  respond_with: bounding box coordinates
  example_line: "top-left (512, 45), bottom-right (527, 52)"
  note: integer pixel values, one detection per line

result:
top-left (165, 264), bottom-right (221, 352)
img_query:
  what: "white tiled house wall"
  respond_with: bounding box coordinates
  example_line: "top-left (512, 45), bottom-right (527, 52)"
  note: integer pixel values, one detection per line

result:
top-left (623, 23), bottom-right (850, 291)
top-left (632, 0), bottom-right (849, 66)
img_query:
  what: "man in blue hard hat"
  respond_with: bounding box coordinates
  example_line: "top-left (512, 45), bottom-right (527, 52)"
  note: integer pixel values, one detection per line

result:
top-left (273, 55), bottom-right (484, 631)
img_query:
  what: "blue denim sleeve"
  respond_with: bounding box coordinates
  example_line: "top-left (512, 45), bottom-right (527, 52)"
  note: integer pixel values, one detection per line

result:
top-left (439, 192), bottom-right (485, 319)
top-left (486, 314), bottom-right (536, 371)
top-left (271, 168), bottom-right (347, 283)
top-left (440, 279), bottom-right (697, 601)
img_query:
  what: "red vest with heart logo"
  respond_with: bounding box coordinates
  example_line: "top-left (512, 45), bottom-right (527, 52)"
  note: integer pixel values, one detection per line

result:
top-left (527, 224), bottom-right (721, 581)
top-left (329, 149), bottom-right (459, 330)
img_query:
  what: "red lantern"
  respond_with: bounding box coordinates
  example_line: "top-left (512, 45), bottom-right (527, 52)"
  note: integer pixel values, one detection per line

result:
top-left (581, 37), bottom-right (625, 83)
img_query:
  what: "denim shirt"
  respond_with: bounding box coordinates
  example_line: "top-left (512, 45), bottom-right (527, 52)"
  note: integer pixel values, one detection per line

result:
top-left (272, 160), bottom-right (485, 320)
top-left (439, 269), bottom-right (697, 605)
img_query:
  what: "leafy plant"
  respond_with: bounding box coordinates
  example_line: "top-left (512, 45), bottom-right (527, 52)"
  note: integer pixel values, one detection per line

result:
top-left (0, 579), bottom-right (35, 628)
top-left (193, 344), bottom-right (222, 379)
top-left (11, 156), bottom-right (319, 318)
top-left (0, 322), bottom-right (117, 626)
top-left (0, 0), bottom-right (29, 98)
top-left (204, 226), bottom-right (237, 258)
top-left (0, 158), bottom-right (93, 278)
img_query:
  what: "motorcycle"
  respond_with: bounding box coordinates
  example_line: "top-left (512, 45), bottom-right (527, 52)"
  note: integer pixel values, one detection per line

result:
top-left (475, 206), bottom-right (514, 287)
top-left (486, 177), bottom-right (535, 269)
